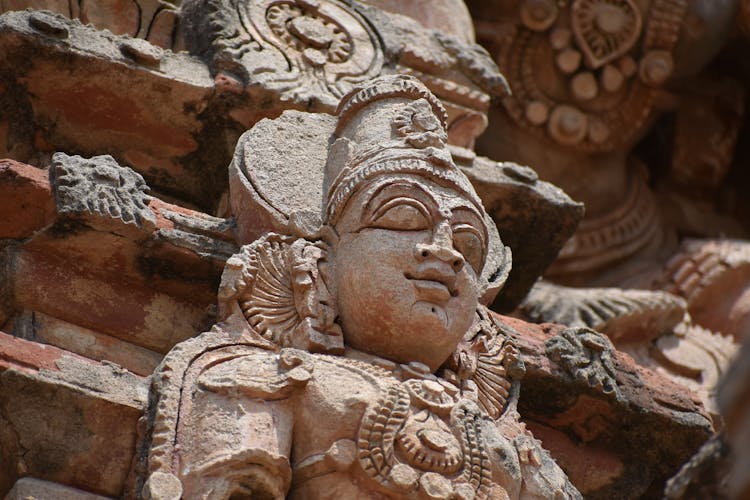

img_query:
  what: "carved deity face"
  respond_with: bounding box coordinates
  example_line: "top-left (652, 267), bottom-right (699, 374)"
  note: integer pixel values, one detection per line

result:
top-left (330, 173), bottom-right (486, 371)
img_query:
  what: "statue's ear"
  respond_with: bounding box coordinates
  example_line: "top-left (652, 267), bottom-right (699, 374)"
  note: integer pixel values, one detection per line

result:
top-left (480, 215), bottom-right (512, 306)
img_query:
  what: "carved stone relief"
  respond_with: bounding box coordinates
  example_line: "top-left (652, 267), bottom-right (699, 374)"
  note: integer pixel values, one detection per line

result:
top-left (194, 0), bottom-right (383, 108)
top-left (519, 280), bottom-right (734, 413)
top-left (50, 152), bottom-right (157, 238)
top-left (134, 75), bottom-right (581, 500)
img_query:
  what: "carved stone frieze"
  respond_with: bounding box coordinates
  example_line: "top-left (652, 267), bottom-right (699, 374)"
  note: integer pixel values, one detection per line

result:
top-left (520, 280), bottom-right (686, 343)
top-left (194, 0), bottom-right (383, 109)
top-left (520, 280), bottom-right (736, 412)
top-left (469, 0), bottom-right (749, 346)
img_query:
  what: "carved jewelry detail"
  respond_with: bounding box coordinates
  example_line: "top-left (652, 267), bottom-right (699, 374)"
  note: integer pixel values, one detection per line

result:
top-left (571, 0), bottom-right (642, 69)
top-left (445, 307), bottom-right (525, 420)
top-left (220, 233), bottom-right (343, 353)
top-left (355, 367), bottom-right (503, 498)
top-left (357, 384), bottom-right (411, 486)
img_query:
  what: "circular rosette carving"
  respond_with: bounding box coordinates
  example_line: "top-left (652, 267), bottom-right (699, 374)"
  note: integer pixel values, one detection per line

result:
top-left (396, 409), bottom-right (464, 475)
top-left (243, 0), bottom-right (383, 105)
top-left (392, 99), bottom-right (449, 149)
top-left (571, 0), bottom-right (642, 69)
top-left (266, 2), bottom-right (353, 66)
top-left (219, 233), bottom-right (343, 353)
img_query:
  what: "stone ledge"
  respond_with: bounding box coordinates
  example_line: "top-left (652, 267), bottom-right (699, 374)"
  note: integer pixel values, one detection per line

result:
top-left (0, 331), bottom-right (147, 497)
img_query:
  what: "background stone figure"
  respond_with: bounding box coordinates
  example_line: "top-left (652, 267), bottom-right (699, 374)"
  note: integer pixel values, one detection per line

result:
top-left (460, 0), bottom-right (744, 414)
top-left (469, 0), bottom-right (750, 340)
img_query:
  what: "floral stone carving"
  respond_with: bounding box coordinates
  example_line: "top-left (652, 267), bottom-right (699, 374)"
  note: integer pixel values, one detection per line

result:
top-left (546, 327), bottom-right (622, 402)
top-left (134, 75), bottom-right (581, 499)
top-left (194, 0), bottom-right (383, 108)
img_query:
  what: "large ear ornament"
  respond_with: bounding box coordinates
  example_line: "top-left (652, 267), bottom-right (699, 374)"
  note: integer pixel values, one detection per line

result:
top-left (443, 306), bottom-right (525, 419)
top-left (218, 233), bottom-right (343, 354)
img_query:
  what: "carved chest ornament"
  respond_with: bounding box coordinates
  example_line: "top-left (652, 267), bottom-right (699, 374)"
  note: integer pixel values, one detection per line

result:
top-left (498, 0), bottom-right (687, 152)
top-left (358, 380), bottom-right (492, 499)
top-left (356, 314), bottom-right (524, 499)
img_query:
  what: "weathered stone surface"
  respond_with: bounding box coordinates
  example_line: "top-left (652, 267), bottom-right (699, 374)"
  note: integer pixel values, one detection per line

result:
top-left (51, 152), bottom-right (157, 239)
top-left (1, 157), bottom-right (235, 366)
top-left (0, 5), bottom-right (506, 210)
top-left (663, 434), bottom-right (731, 500)
top-left (5, 477), bottom-right (111, 500)
top-left (0, 10), bottom-right (221, 209)
top-left (1, 0), bottom-right (181, 49)
top-left (0, 159), bottom-right (55, 239)
top-left (718, 339), bottom-right (750, 499)
top-left (0, 330), bottom-right (147, 497)
top-left (13, 311), bottom-right (162, 376)
top-left (499, 316), bottom-right (713, 499)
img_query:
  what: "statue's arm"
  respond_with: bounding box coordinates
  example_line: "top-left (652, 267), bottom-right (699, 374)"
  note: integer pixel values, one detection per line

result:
top-left (169, 348), bottom-right (310, 500)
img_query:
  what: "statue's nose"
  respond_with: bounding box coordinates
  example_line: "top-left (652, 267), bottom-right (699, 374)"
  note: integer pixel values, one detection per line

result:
top-left (415, 222), bottom-right (465, 272)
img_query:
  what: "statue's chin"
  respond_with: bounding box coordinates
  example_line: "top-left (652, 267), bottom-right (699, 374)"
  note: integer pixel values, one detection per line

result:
top-left (342, 307), bottom-right (465, 371)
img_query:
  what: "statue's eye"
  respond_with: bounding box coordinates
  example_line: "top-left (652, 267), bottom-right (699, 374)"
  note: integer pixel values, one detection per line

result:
top-left (453, 225), bottom-right (484, 273)
top-left (369, 198), bottom-right (431, 231)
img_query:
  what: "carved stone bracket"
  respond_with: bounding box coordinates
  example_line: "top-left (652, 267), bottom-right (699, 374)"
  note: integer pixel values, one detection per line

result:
top-left (50, 152), bottom-right (156, 239)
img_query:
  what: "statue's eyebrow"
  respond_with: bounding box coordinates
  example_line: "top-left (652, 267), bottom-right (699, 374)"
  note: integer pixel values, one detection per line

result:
top-left (451, 207), bottom-right (487, 243)
top-left (449, 202), bottom-right (484, 224)
top-left (363, 180), bottom-right (437, 215)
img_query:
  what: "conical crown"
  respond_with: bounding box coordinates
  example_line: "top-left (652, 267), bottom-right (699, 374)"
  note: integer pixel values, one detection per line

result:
top-left (323, 75), bottom-right (485, 226)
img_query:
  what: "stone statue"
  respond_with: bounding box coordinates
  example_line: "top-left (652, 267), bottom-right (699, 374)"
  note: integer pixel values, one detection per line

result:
top-left (134, 75), bottom-right (581, 499)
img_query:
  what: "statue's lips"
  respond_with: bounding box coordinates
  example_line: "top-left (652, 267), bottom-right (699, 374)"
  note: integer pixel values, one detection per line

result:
top-left (405, 274), bottom-right (454, 304)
